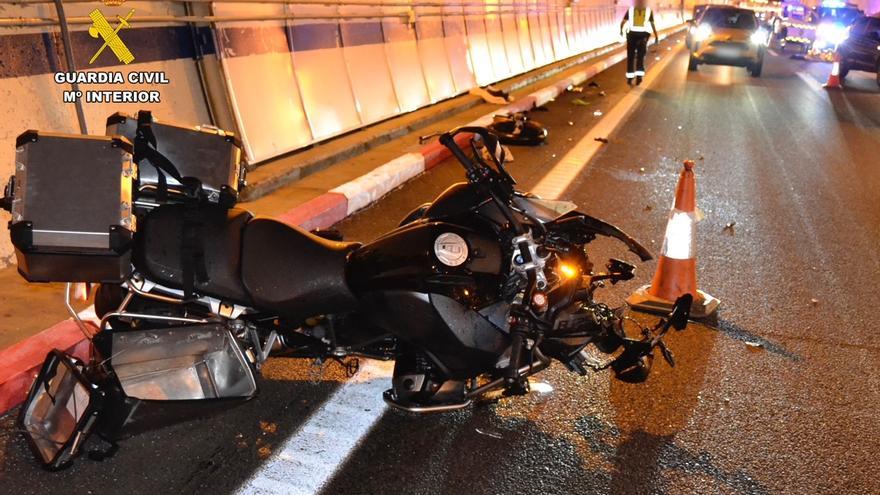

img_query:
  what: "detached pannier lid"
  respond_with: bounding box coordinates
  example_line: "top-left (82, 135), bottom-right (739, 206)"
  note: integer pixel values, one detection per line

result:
top-left (9, 131), bottom-right (135, 283)
top-left (19, 324), bottom-right (258, 469)
top-left (18, 350), bottom-right (105, 470)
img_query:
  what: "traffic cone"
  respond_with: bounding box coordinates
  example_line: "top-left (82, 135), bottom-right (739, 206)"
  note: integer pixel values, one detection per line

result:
top-left (627, 160), bottom-right (719, 318)
top-left (824, 51), bottom-right (843, 89)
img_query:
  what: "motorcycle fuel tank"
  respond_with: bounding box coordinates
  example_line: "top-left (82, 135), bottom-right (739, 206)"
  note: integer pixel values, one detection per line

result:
top-left (347, 220), bottom-right (509, 376)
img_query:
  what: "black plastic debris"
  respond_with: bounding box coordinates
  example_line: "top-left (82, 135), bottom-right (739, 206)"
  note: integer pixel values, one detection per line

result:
top-left (594, 137), bottom-right (609, 144)
top-left (487, 113), bottom-right (548, 146)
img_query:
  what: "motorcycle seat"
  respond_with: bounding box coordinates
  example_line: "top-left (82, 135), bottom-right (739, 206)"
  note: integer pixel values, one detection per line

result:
top-left (134, 204), bottom-right (254, 304)
top-left (241, 218), bottom-right (361, 322)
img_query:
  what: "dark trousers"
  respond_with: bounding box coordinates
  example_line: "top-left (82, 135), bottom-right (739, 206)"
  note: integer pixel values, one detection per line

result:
top-left (626, 31), bottom-right (650, 79)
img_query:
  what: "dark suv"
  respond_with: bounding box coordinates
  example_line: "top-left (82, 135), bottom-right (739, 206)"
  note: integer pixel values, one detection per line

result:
top-left (837, 14), bottom-right (880, 87)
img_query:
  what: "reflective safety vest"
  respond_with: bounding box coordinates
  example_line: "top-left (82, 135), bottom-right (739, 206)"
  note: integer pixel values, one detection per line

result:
top-left (627, 6), bottom-right (652, 33)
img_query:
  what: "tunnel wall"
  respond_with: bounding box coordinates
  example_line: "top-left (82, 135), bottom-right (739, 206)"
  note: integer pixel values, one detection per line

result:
top-left (212, 0), bottom-right (685, 163)
top-left (0, 0), bottom-right (684, 267)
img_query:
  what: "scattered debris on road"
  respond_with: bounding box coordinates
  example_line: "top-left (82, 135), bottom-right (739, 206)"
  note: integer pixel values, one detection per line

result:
top-left (594, 137), bottom-right (609, 144)
top-left (723, 222), bottom-right (736, 234)
top-left (588, 81), bottom-right (600, 88)
top-left (469, 85), bottom-right (511, 104)
top-left (593, 110), bottom-right (603, 116)
top-left (745, 341), bottom-right (764, 350)
top-left (572, 98), bottom-right (589, 106)
top-left (567, 85), bottom-right (584, 93)
top-left (811, 298), bottom-right (820, 306)
top-left (475, 428), bottom-right (503, 439)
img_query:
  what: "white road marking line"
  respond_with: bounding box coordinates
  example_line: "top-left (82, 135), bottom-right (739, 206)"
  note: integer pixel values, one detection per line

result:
top-left (531, 44), bottom-right (685, 200)
top-left (236, 360), bottom-right (393, 495)
top-left (796, 70), bottom-right (825, 93)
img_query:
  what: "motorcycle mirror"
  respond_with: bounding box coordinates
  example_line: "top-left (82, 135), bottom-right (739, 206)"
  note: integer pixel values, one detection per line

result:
top-left (669, 294), bottom-right (693, 331)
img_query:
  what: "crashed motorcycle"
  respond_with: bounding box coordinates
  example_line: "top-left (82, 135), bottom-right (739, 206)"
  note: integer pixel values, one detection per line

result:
top-left (3, 123), bottom-right (690, 470)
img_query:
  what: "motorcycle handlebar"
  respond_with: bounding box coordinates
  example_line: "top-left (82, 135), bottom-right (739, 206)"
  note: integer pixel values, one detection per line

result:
top-left (438, 132), bottom-right (478, 174)
top-left (438, 126), bottom-right (506, 173)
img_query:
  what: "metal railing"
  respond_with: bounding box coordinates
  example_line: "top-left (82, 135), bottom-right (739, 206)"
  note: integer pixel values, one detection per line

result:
top-left (0, 0), bottom-right (620, 27)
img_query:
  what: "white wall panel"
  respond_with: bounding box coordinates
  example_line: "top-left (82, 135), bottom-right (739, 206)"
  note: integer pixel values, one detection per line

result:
top-left (338, 10), bottom-right (400, 124)
top-left (382, 17), bottom-right (431, 112)
top-left (415, 15), bottom-right (457, 103)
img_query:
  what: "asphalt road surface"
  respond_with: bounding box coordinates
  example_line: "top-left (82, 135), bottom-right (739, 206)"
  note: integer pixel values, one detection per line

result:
top-left (1, 37), bottom-right (878, 494)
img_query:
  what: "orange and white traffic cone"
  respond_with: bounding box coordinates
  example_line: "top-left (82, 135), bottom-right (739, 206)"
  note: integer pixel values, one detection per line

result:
top-left (626, 160), bottom-right (719, 318)
top-left (824, 51), bottom-right (843, 89)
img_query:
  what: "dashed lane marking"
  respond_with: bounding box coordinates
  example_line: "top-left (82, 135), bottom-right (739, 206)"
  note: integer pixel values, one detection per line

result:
top-left (531, 43), bottom-right (686, 199)
top-left (796, 70), bottom-right (826, 93)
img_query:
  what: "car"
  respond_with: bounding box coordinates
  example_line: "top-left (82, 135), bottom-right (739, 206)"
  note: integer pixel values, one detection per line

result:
top-left (771, 0), bottom-right (863, 57)
top-left (688, 7), bottom-right (770, 77)
top-left (837, 14), bottom-right (880, 87)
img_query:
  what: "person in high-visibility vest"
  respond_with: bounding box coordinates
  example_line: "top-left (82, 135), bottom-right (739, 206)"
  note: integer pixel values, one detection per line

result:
top-left (619, 0), bottom-right (659, 86)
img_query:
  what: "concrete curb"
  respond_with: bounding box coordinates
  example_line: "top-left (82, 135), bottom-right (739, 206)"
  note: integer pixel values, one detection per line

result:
top-left (0, 27), bottom-right (684, 416)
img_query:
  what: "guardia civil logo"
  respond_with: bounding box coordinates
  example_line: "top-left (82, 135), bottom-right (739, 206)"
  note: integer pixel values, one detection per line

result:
top-left (88, 8), bottom-right (136, 65)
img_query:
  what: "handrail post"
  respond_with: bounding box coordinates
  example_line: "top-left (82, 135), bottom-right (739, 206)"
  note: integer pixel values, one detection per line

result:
top-left (52, 0), bottom-right (89, 134)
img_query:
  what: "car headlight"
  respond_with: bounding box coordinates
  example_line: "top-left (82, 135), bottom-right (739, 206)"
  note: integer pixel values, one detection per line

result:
top-left (816, 23), bottom-right (849, 46)
top-left (693, 24), bottom-right (713, 43)
top-left (750, 27), bottom-right (770, 46)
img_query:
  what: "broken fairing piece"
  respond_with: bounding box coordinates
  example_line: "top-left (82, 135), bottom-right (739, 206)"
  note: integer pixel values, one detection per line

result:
top-left (487, 113), bottom-right (548, 146)
top-left (469, 86), bottom-right (510, 104)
